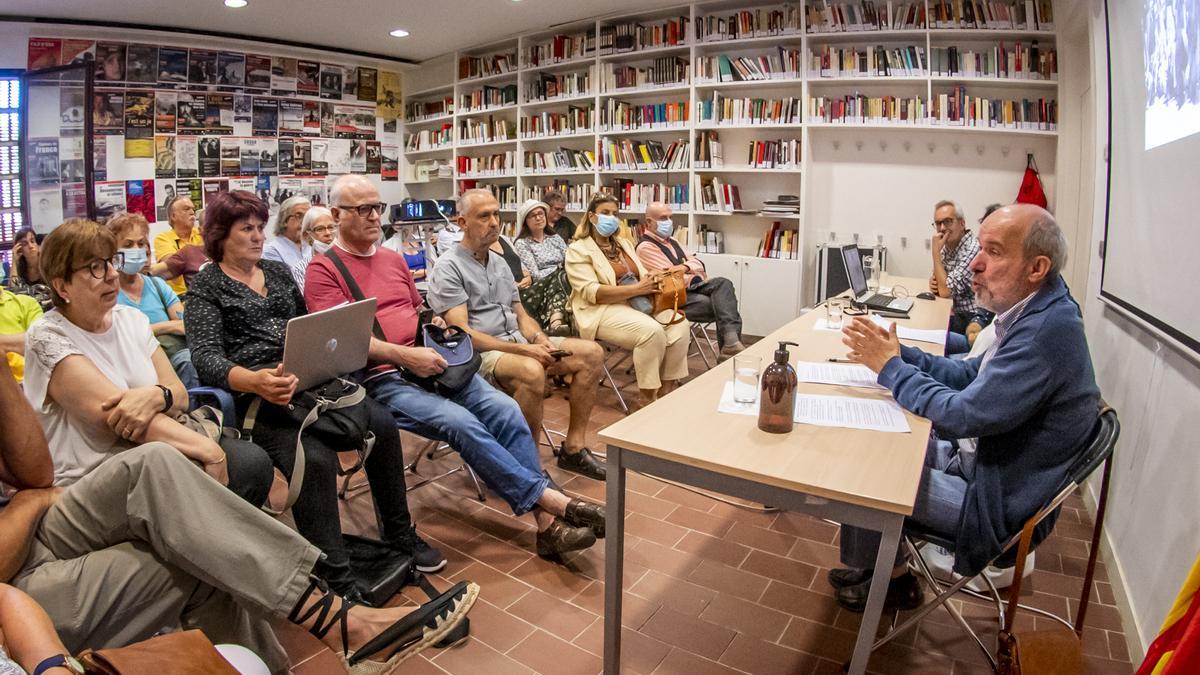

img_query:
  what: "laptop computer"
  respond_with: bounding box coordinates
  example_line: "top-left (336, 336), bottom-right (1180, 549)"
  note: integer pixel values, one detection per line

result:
top-left (282, 298), bottom-right (378, 390)
top-left (839, 244), bottom-right (914, 313)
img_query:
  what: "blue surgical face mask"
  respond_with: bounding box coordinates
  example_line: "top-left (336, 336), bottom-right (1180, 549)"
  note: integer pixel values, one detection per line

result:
top-left (118, 247), bottom-right (148, 275)
top-left (655, 219), bottom-right (674, 237)
top-left (594, 214), bottom-right (620, 237)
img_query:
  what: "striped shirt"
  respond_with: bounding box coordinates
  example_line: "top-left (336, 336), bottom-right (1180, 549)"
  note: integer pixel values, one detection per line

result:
top-left (941, 230), bottom-right (980, 315)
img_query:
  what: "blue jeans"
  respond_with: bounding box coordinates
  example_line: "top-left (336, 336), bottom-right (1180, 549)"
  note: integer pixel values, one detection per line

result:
top-left (364, 371), bottom-right (548, 515)
top-left (839, 436), bottom-right (969, 569)
top-left (169, 348), bottom-right (200, 389)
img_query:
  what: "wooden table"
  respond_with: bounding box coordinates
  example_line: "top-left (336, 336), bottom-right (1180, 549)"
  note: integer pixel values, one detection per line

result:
top-left (599, 278), bottom-right (952, 674)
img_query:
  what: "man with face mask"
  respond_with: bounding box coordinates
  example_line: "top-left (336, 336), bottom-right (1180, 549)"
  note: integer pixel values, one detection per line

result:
top-left (636, 202), bottom-right (745, 356)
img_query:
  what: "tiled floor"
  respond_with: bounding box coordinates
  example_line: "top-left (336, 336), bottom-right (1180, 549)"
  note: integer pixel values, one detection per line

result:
top-left (280, 355), bottom-right (1135, 674)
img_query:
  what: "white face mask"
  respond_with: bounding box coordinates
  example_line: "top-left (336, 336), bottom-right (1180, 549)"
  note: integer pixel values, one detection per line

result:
top-left (655, 219), bottom-right (674, 237)
top-left (313, 240), bottom-right (332, 254)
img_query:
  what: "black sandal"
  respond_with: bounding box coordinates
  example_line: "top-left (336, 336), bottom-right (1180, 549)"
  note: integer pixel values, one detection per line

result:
top-left (289, 576), bottom-right (479, 674)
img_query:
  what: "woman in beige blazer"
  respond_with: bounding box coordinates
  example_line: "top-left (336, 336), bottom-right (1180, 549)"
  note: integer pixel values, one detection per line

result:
top-left (565, 193), bottom-right (690, 407)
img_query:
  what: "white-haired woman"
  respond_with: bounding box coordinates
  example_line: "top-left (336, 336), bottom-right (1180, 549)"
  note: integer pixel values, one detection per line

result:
top-left (290, 206), bottom-right (335, 289)
top-left (261, 196), bottom-right (311, 275)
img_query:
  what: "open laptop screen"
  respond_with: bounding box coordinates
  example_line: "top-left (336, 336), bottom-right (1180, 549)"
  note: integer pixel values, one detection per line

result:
top-left (840, 244), bottom-right (869, 297)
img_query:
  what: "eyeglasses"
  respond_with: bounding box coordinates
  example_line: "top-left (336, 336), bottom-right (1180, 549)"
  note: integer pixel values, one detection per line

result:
top-left (74, 253), bottom-right (124, 280)
top-left (336, 202), bottom-right (386, 218)
top-left (311, 225), bottom-right (335, 234)
top-left (932, 218), bottom-right (958, 228)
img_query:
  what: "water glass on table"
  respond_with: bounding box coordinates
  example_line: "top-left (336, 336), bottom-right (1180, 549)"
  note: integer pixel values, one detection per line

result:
top-left (825, 298), bottom-right (845, 330)
top-left (732, 355), bottom-right (761, 403)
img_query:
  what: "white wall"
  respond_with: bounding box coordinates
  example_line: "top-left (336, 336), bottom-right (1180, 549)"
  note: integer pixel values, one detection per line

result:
top-left (0, 21), bottom-right (411, 242)
top-left (1075, 0), bottom-right (1200, 658)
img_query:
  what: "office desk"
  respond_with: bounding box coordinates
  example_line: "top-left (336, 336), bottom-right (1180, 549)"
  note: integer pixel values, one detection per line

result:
top-left (599, 280), bottom-right (951, 674)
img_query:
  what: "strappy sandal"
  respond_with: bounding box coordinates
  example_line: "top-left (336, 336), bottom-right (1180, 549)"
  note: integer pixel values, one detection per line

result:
top-left (289, 577), bottom-right (479, 674)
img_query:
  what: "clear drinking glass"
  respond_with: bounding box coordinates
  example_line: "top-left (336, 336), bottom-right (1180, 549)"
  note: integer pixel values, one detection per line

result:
top-left (825, 298), bottom-right (845, 330)
top-left (863, 255), bottom-right (878, 292)
top-left (732, 355), bottom-right (761, 403)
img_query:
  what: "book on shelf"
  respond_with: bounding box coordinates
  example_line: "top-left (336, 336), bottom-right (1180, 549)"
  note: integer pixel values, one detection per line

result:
top-left (456, 151), bottom-right (516, 176)
top-left (695, 48), bottom-right (802, 83)
top-left (759, 222), bottom-right (799, 260)
top-left (522, 180), bottom-right (593, 210)
top-left (598, 16), bottom-right (689, 55)
top-left (929, 0), bottom-right (1053, 30)
top-left (808, 88), bottom-right (1057, 130)
top-left (747, 138), bottom-right (800, 169)
top-left (524, 68), bottom-right (593, 102)
top-left (460, 84), bottom-right (518, 112)
top-left (462, 182), bottom-right (518, 210)
top-left (459, 52), bottom-right (517, 80)
top-left (602, 58), bottom-right (690, 91)
top-left (692, 223), bottom-right (725, 254)
top-left (524, 147), bottom-right (596, 173)
top-left (458, 115), bottom-right (516, 145)
top-left (599, 137), bottom-right (689, 171)
top-left (806, 1), bottom-right (927, 33)
top-left (602, 179), bottom-right (689, 212)
top-left (694, 6), bottom-right (803, 42)
top-left (930, 41), bottom-right (1056, 80)
top-left (520, 105), bottom-right (594, 137)
top-left (523, 31), bottom-right (596, 67)
top-left (405, 124), bottom-right (453, 152)
top-left (697, 93), bottom-right (802, 125)
top-left (809, 93), bottom-right (928, 124)
top-left (693, 129), bottom-right (723, 168)
top-left (600, 99), bottom-right (689, 130)
top-left (808, 44), bottom-right (928, 78)
top-left (405, 96), bottom-right (454, 123)
top-left (693, 176), bottom-right (743, 212)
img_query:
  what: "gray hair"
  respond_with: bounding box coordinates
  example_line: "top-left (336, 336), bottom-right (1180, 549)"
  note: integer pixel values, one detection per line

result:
top-left (301, 206), bottom-right (333, 237)
top-left (934, 199), bottom-right (965, 221)
top-left (329, 174), bottom-right (372, 210)
top-left (980, 203), bottom-right (1004, 224)
top-left (274, 196), bottom-right (311, 236)
top-left (542, 190), bottom-right (566, 206)
top-left (1023, 210), bottom-right (1069, 278)
top-left (456, 188), bottom-right (495, 217)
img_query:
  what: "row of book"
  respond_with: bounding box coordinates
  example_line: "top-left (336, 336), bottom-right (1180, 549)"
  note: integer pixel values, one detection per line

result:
top-left (806, 1), bottom-right (927, 32)
top-left (697, 94), bottom-right (803, 126)
top-left (524, 148), bottom-right (596, 173)
top-left (599, 138), bottom-right (690, 171)
top-left (694, 130), bottom-right (723, 167)
top-left (522, 33), bottom-right (596, 68)
top-left (599, 100), bottom-right (688, 131)
top-left (759, 222), bottom-right (800, 259)
top-left (455, 152), bottom-right (516, 177)
top-left (692, 223), bottom-right (725, 254)
top-left (808, 91), bottom-right (1057, 129)
top-left (929, 0), bottom-right (1054, 30)
top-left (522, 181), bottom-right (592, 210)
top-left (602, 59), bottom-right (690, 91)
top-left (459, 85), bottom-right (518, 113)
top-left (695, 176), bottom-right (744, 213)
top-left (809, 45), bottom-right (928, 78)
top-left (458, 116), bottom-right (516, 145)
top-left (694, 132), bottom-right (801, 170)
top-left (519, 107), bottom-right (593, 138)
top-left (405, 96), bottom-right (453, 123)
top-left (524, 69), bottom-right (593, 103)
top-left (929, 43), bottom-right (1056, 80)
top-left (695, 49), bottom-right (802, 84)
top-left (404, 125), bottom-right (452, 152)
top-left (601, 180), bottom-right (689, 212)
top-left (467, 183), bottom-right (519, 210)
top-left (458, 52), bottom-right (518, 81)
top-left (598, 16), bottom-right (689, 54)
top-left (694, 7), bottom-right (803, 42)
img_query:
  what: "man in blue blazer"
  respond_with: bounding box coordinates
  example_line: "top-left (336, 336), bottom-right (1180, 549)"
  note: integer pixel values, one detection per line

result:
top-left (832, 203), bottom-right (1100, 612)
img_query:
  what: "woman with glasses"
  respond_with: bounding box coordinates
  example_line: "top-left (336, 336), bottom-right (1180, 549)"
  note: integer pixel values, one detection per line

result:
top-left (291, 206), bottom-right (335, 289)
top-left (7, 227), bottom-right (53, 311)
top-left (21, 218), bottom-right (273, 506)
top-left (513, 199), bottom-right (572, 335)
top-left (262, 196), bottom-right (312, 280)
top-left (185, 191), bottom-right (443, 599)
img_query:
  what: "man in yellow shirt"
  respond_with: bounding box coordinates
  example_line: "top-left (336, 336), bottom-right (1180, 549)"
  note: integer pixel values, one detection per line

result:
top-left (0, 288), bottom-right (44, 382)
top-left (153, 196), bottom-right (203, 295)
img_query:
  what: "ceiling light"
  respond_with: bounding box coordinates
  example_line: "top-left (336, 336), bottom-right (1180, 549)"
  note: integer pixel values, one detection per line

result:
top-left (224, 0), bottom-right (247, 7)
top-left (389, 28), bottom-right (410, 37)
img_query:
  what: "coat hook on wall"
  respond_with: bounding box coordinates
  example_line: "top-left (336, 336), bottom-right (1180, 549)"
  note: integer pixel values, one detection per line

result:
top-left (855, 140), bottom-right (864, 151)
top-left (879, 140), bottom-right (888, 151)
top-left (927, 141), bottom-right (935, 153)
top-left (832, 139), bottom-right (841, 150)
top-left (1001, 145), bottom-right (1011, 157)
top-left (903, 140), bottom-right (911, 152)
top-left (952, 142), bottom-right (961, 154)
top-left (975, 144), bottom-right (985, 156)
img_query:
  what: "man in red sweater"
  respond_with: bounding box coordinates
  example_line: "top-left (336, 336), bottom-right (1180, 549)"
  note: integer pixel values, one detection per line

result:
top-left (304, 175), bottom-right (605, 560)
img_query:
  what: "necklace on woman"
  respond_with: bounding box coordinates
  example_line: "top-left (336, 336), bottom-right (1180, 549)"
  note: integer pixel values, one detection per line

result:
top-left (599, 239), bottom-right (621, 260)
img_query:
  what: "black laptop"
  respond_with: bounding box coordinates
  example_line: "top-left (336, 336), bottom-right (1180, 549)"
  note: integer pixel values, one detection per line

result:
top-left (840, 244), bottom-right (914, 313)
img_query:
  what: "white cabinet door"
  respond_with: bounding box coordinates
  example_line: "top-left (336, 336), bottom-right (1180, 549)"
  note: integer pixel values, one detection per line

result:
top-left (738, 257), bottom-right (802, 337)
top-left (695, 253), bottom-right (741, 290)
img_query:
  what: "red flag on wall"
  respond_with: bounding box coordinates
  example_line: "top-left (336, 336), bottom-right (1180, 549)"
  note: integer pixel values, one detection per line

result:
top-left (1016, 153), bottom-right (1048, 208)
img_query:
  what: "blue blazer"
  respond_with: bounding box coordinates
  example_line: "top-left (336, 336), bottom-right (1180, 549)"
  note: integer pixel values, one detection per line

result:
top-left (878, 275), bottom-right (1100, 575)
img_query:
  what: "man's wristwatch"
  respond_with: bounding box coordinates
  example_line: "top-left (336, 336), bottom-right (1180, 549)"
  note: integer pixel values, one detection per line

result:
top-left (155, 384), bottom-right (173, 413)
top-left (33, 654), bottom-right (85, 675)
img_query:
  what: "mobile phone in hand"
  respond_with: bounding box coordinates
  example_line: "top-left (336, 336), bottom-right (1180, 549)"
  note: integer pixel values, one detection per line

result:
top-left (549, 349), bottom-right (572, 360)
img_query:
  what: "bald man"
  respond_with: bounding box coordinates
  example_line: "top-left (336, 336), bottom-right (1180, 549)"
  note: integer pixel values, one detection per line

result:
top-left (829, 204), bottom-right (1099, 613)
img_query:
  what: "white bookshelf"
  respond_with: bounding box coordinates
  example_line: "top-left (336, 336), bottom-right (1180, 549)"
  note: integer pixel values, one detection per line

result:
top-left (400, 0), bottom-right (1059, 335)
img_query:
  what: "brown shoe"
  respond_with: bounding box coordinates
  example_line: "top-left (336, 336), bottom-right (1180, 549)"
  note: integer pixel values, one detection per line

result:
top-left (536, 518), bottom-right (596, 557)
top-left (557, 446), bottom-right (606, 481)
top-left (564, 498), bottom-right (606, 539)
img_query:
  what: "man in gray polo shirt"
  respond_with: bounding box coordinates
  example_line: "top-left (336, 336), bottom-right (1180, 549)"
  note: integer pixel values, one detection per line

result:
top-left (428, 189), bottom-right (606, 481)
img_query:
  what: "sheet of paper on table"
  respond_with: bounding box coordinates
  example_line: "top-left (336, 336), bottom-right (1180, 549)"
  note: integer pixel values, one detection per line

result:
top-left (794, 361), bottom-right (886, 390)
top-left (717, 382), bottom-right (911, 433)
top-left (868, 314), bottom-right (947, 346)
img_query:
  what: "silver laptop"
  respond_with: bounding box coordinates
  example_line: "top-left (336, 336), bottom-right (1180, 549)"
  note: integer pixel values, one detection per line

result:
top-left (282, 298), bottom-right (378, 390)
top-left (840, 244), bottom-right (914, 313)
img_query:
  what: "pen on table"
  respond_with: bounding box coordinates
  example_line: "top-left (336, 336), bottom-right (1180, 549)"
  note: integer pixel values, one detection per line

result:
top-left (827, 358), bottom-right (855, 363)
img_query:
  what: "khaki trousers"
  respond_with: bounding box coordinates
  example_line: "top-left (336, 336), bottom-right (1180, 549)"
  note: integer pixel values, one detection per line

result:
top-left (12, 443), bottom-right (321, 675)
top-left (595, 304), bottom-right (690, 390)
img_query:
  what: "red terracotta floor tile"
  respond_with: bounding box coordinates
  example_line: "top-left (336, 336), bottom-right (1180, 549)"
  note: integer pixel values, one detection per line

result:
top-left (508, 628), bottom-right (604, 675)
top-left (639, 606), bottom-right (738, 662)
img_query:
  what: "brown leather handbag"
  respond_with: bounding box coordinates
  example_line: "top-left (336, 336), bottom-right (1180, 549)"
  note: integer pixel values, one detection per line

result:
top-left (77, 630), bottom-right (239, 674)
top-left (652, 271), bottom-right (687, 326)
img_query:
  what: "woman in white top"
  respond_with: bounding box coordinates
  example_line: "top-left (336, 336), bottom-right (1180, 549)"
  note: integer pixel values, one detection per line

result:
top-left (22, 219), bottom-right (273, 505)
top-left (290, 205), bottom-right (335, 289)
top-left (261, 196), bottom-right (312, 278)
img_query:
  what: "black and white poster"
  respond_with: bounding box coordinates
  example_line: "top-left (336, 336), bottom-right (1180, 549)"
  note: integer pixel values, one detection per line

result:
top-left (157, 47), bottom-right (188, 86)
top-left (217, 51), bottom-right (246, 88)
top-left (320, 64), bottom-right (343, 100)
top-left (126, 44), bottom-right (157, 84)
top-left (252, 97), bottom-right (279, 136)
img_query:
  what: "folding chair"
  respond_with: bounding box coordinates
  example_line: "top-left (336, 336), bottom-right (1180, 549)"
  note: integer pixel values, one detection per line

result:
top-left (689, 321), bottom-right (720, 369)
top-left (867, 406), bottom-right (1120, 668)
top-left (598, 343), bottom-right (633, 414)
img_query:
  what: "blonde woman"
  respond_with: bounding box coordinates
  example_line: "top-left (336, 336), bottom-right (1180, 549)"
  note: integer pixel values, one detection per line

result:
top-left (564, 193), bottom-right (689, 408)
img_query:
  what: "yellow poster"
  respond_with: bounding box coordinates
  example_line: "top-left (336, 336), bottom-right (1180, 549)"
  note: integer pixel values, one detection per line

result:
top-left (377, 70), bottom-right (402, 121)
